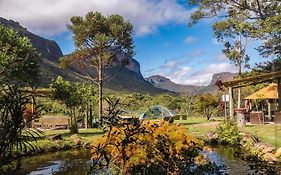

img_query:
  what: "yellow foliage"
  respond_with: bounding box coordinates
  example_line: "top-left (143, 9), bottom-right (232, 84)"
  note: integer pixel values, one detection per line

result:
top-left (91, 119), bottom-right (207, 174)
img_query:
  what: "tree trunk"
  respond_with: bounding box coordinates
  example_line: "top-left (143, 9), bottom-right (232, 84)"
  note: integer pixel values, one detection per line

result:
top-left (237, 35), bottom-right (242, 109)
top-left (98, 56), bottom-right (103, 125)
top-left (85, 108), bottom-right (88, 129)
top-left (89, 103), bottom-right (93, 128)
top-left (237, 63), bottom-right (242, 109)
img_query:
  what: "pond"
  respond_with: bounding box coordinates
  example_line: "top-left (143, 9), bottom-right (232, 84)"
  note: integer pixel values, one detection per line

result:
top-left (9, 146), bottom-right (281, 175)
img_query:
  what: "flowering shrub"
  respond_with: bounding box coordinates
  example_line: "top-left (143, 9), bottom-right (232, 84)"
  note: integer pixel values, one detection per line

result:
top-left (91, 119), bottom-right (215, 174)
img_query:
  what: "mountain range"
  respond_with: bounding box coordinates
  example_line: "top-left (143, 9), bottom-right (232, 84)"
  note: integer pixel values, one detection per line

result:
top-left (0, 17), bottom-right (235, 94)
top-left (0, 17), bottom-right (170, 94)
top-left (146, 72), bottom-right (236, 94)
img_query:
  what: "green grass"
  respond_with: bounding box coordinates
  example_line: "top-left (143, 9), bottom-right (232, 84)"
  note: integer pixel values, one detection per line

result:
top-left (240, 124), bottom-right (281, 147)
top-left (175, 117), bottom-right (220, 138)
top-left (176, 117), bottom-right (281, 147)
top-left (30, 118), bottom-right (281, 154)
top-left (44, 128), bottom-right (103, 142)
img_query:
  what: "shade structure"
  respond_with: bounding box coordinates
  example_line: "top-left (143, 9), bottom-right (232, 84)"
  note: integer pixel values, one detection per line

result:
top-left (245, 83), bottom-right (278, 100)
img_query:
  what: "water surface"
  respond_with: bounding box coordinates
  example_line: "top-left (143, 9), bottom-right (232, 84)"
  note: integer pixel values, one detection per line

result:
top-left (10, 146), bottom-right (281, 175)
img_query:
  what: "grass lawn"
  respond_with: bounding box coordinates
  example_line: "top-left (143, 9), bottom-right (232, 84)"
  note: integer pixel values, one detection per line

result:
top-left (240, 124), bottom-right (281, 147)
top-left (44, 128), bottom-right (103, 142)
top-left (176, 117), bottom-right (281, 147)
top-left (175, 117), bottom-right (221, 138)
top-left (34, 117), bottom-right (280, 153)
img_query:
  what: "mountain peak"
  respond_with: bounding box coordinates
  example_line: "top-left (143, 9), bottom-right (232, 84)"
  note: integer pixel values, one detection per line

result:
top-left (146, 72), bottom-right (236, 94)
top-left (0, 17), bottom-right (169, 94)
top-left (0, 16), bottom-right (63, 62)
top-left (210, 72), bottom-right (237, 85)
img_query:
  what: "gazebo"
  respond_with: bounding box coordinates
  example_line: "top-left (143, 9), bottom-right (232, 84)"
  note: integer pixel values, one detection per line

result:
top-left (244, 83), bottom-right (278, 123)
top-left (221, 70), bottom-right (281, 125)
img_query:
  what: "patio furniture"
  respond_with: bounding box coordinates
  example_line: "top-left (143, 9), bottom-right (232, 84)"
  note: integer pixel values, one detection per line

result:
top-left (274, 112), bottom-right (281, 124)
top-left (250, 111), bottom-right (264, 124)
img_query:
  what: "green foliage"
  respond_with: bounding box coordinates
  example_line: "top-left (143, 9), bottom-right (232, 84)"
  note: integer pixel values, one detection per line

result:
top-left (216, 120), bottom-right (241, 145)
top-left (189, 0), bottom-right (280, 59)
top-left (61, 12), bottom-right (135, 123)
top-left (37, 97), bottom-right (67, 115)
top-left (0, 24), bottom-right (41, 170)
top-left (66, 12), bottom-right (134, 61)
top-left (194, 94), bottom-right (220, 120)
top-left (0, 85), bottom-right (41, 169)
top-left (51, 76), bottom-right (96, 133)
top-left (0, 24), bottom-right (40, 87)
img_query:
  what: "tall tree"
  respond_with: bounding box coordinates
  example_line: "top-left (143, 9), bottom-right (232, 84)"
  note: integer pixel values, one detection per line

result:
top-left (60, 12), bottom-right (134, 125)
top-left (223, 35), bottom-right (250, 108)
top-left (189, 0), bottom-right (281, 59)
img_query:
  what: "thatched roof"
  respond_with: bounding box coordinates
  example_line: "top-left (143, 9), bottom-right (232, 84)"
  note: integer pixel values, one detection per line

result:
top-left (245, 83), bottom-right (278, 100)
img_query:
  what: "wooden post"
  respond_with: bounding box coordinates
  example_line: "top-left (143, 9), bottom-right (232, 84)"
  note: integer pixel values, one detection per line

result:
top-left (267, 100), bottom-right (271, 120)
top-left (229, 87), bottom-right (234, 120)
top-left (278, 79), bottom-right (281, 111)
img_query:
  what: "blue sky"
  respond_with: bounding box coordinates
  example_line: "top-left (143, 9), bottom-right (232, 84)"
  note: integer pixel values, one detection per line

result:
top-left (0, 0), bottom-right (268, 85)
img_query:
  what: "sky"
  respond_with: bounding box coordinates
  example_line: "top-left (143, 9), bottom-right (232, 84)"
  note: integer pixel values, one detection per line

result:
top-left (0, 0), bottom-right (268, 86)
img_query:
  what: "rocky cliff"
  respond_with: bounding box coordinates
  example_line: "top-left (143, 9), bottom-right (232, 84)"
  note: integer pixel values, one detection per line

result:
top-left (146, 72), bottom-right (236, 94)
top-left (145, 75), bottom-right (198, 93)
top-left (0, 17), bottom-right (168, 94)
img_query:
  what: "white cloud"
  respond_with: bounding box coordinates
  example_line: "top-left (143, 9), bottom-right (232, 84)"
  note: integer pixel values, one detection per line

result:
top-left (158, 66), bottom-right (192, 83)
top-left (162, 60), bottom-right (178, 68)
top-left (171, 66), bottom-right (192, 78)
top-left (189, 49), bottom-right (205, 58)
top-left (180, 63), bottom-right (236, 85)
top-left (0, 0), bottom-right (194, 36)
top-left (184, 36), bottom-right (197, 44)
top-left (145, 61), bottom-right (236, 86)
top-left (216, 53), bottom-right (228, 62)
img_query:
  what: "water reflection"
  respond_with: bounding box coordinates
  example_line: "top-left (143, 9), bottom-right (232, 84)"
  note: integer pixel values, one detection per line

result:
top-left (9, 146), bottom-right (281, 175)
top-left (16, 149), bottom-right (92, 175)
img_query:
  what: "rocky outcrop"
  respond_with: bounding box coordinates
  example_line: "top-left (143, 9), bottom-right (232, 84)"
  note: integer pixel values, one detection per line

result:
top-left (0, 17), bottom-right (63, 62)
top-left (146, 75), bottom-right (198, 93)
top-left (146, 72), bottom-right (236, 94)
top-left (210, 72), bottom-right (236, 85)
top-left (0, 17), bottom-right (168, 94)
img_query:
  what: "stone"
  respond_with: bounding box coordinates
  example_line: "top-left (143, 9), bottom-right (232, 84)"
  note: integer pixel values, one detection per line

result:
top-left (254, 142), bottom-right (275, 153)
top-left (275, 147), bottom-right (281, 158)
top-left (240, 133), bottom-right (257, 147)
top-left (263, 153), bottom-right (278, 162)
top-left (75, 138), bottom-right (81, 145)
top-left (49, 134), bottom-right (62, 141)
top-left (206, 131), bottom-right (218, 140)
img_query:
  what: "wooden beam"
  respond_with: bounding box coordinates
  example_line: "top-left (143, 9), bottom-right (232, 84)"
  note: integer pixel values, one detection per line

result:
top-left (222, 71), bottom-right (281, 88)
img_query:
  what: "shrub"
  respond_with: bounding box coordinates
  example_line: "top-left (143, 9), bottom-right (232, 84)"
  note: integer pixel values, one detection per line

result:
top-left (90, 120), bottom-right (218, 174)
top-left (216, 120), bottom-right (241, 145)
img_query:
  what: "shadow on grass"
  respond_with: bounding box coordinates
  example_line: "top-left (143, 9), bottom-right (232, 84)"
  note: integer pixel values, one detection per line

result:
top-left (58, 131), bottom-right (104, 138)
top-left (178, 122), bottom-right (205, 126)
